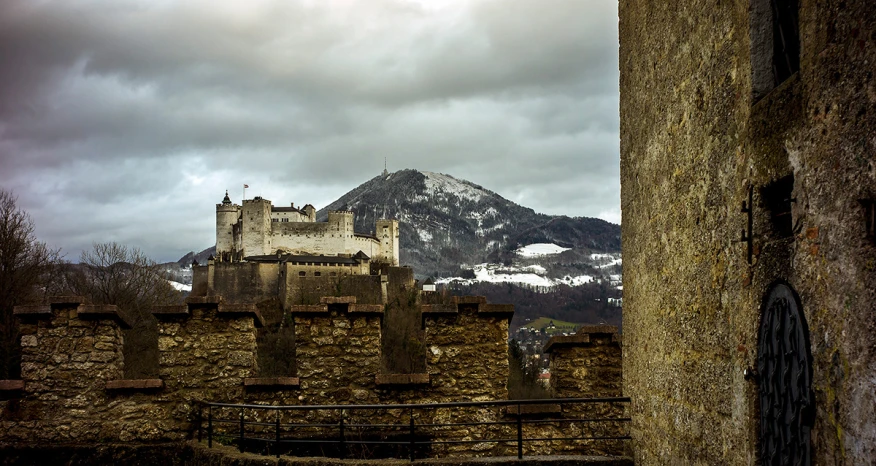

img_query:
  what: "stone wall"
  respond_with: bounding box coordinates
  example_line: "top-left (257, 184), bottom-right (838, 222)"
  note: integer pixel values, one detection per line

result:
top-left (546, 325), bottom-right (622, 399)
top-left (1, 298), bottom-right (129, 443)
top-left (291, 297), bottom-right (383, 406)
top-left (209, 262), bottom-right (280, 304)
top-left (619, 0), bottom-right (876, 463)
top-left (0, 294), bottom-right (629, 459)
top-left (283, 273), bottom-right (383, 309)
top-left (154, 297), bottom-right (261, 399)
top-left (544, 326), bottom-right (625, 456)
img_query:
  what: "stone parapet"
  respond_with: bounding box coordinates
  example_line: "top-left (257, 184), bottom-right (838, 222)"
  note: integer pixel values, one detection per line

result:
top-left (544, 326), bottom-right (624, 456)
top-left (293, 296), bottom-right (382, 405)
top-left (422, 297), bottom-right (512, 456)
top-left (4, 298), bottom-right (128, 443)
top-left (545, 326), bottom-right (622, 399)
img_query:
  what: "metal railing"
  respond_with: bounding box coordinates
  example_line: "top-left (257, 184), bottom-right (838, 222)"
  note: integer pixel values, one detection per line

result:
top-left (197, 397), bottom-right (630, 461)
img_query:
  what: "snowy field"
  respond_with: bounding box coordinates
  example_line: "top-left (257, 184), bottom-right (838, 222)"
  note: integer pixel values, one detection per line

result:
top-left (167, 280), bottom-right (192, 292)
top-left (436, 263), bottom-right (594, 288)
top-left (515, 243), bottom-right (571, 257)
top-left (436, 244), bottom-right (622, 290)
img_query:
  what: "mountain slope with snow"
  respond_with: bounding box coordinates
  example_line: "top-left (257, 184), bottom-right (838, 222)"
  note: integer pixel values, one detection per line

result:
top-left (316, 169), bottom-right (620, 279)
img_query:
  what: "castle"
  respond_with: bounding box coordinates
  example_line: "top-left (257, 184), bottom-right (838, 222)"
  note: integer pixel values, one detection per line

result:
top-left (195, 192), bottom-right (402, 308)
top-left (215, 191), bottom-right (399, 266)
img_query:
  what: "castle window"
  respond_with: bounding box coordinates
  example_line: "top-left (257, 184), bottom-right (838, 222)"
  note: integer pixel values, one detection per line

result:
top-left (771, 0), bottom-right (800, 85)
top-left (314, 272), bottom-right (321, 277)
top-left (298, 271), bottom-right (306, 277)
top-left (272, 218), bottom-right (278, 222)
top-left (761, 174), bottom-right (795, 238)
top-left (750, 0), bottom-right (800, 100)
top-left (862, 199), bottom-right (876, 245)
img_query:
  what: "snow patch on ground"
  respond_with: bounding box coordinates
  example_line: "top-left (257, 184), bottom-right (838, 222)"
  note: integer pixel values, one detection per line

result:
top-left (437, 263), bottom-right (592, 289)
top-left (516, 243), bottom-right (571, 257)
top-left (423, 171), bottom-right (484, 202)
top-left (475, 222), bottom-right (506, 237)
top-left (168, 280), bottom-right (192, 292)
top-left (589, 253), bottom-right (622, 268)
top-left (418, 229), bottom-right (433, 243)
top-left (556, 275), bottom-right (594, 286)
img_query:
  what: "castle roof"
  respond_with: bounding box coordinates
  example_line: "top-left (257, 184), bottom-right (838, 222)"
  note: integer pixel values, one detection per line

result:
top-left (221, 191), bottom-right (232, 205)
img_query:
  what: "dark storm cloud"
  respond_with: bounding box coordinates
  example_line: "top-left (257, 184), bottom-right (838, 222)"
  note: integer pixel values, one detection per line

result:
top-left (0, 0), bottom-right (620, 262)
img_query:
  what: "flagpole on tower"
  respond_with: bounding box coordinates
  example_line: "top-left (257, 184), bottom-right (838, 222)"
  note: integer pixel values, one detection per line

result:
top-left (243, 184), bottom-right (249, 202)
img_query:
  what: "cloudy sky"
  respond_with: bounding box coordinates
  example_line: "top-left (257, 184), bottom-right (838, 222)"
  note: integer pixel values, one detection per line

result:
top-left (0, 0), bottom-right (620, 263)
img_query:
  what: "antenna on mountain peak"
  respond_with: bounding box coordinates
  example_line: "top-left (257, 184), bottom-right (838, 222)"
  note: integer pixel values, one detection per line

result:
top-left (382, 157), bottom-right (388, 176)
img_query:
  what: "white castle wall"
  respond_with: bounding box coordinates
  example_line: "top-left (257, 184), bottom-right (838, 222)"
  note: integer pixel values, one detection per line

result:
top-left (241, 199), bottom-right (272, 257)
top-left (216, 196), bottom-right (398, 265)
top-left (216, 204), bottom-right (240, 255)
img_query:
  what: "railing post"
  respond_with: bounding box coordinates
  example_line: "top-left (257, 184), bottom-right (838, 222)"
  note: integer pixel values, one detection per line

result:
top-left (517, 403), bottom-right (523, 460)
top-left (338, 414), bottom-right (346, 459)
top-left (409, 408), bottom-right (415, 462)
top-left (275, 410), bottom-right (281, 458)
top-left (208, 407), bottom-right (213, 448)
top-left (197, 405), bottom-right (203, 442)
top-left (239, 410), bottom-right (245, 453)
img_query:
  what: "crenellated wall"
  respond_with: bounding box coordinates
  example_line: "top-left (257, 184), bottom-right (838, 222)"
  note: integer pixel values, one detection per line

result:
top-left (0, 294), bottom-right (625, 458)
top-left (543, 325), bottom-right (626, 457)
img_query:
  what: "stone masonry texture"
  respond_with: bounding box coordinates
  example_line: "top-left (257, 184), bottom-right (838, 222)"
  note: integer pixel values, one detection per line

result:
top-left (0, 293), bottom-right (630, 459)
top-left (545, 326), bottom-right (625, 457)
top-left (620, 0), bottom-right (876, 464)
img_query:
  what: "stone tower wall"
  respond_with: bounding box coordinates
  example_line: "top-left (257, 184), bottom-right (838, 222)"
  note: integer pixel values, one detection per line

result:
top-left (240, 198), bottom-right (272, 257)
top-left (620, 0), bottom-right (876, 464)
top-left (215, 204), bottom-right (239, 255)
top-left (375, 219), bottom-right (400, 266)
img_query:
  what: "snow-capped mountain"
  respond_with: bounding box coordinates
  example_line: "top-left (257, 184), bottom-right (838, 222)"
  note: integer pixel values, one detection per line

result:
top-left (317, 169), bottom-right (621, 280)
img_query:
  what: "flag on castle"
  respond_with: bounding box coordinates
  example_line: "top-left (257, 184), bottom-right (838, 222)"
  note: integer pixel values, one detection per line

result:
top-left (244, 184), bottom-right (249, 188)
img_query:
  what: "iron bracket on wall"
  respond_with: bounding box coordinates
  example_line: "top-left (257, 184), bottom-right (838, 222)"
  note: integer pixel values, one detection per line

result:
top-left (741, 186), bottom-right (754, 264)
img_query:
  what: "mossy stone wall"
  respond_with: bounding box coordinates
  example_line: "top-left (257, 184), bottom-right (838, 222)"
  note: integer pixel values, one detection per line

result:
top-left (620, 0), bottom-right (876, 463)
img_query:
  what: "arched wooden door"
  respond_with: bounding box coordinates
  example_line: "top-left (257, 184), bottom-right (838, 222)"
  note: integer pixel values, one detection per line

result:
top-left (757, 282), bottom-right (814, 466)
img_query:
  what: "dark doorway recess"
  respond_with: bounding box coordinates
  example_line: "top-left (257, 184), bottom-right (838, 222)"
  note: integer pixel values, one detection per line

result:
top-left (757, 282), bottom-right (814, 466)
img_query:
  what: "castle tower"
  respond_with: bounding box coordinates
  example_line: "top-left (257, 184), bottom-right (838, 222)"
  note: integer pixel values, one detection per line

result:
top-left (241, 197), bottom-right (273, 257)
top-left (375, 219), bottom-right (399, 266)
top-left (327, 210), bottom-right (354, 236)
top-left (303, 204), bottom-right (316, 222)
top-left (216, 191), bottom-right (240, 259)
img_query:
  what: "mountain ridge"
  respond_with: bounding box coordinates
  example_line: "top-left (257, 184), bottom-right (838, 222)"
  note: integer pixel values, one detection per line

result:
top-left (316, 169), bottom-right (620, 278)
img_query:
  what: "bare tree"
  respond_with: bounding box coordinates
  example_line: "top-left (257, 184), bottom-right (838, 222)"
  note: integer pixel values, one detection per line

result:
top-left (64, 242), bottom-right (181, 378)
top-left (0, 190), bottom-right (60, 379)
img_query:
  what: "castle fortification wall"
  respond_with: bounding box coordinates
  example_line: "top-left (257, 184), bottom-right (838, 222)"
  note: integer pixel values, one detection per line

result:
top-left (2, 294), bottom-right (626, 458)
top-left (1, 299), bottom-right (156, 443)
top-left (282, 272), bottom-right (382, 308)
top-left (210, 262), bottom-right (279, 304)
top-left (544, 326), bottom-right (625, 457)
top-left (620, 0), bottom-right (876, 463)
